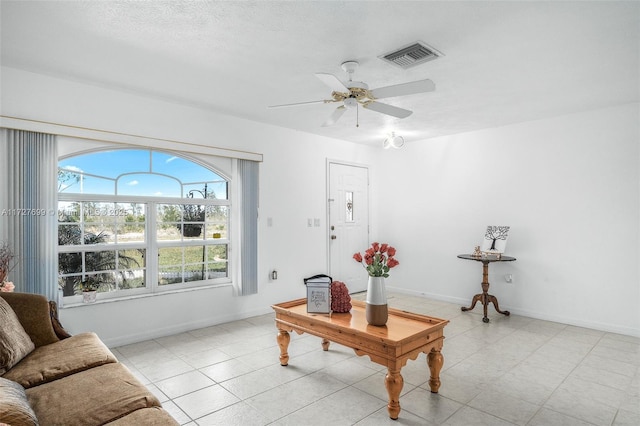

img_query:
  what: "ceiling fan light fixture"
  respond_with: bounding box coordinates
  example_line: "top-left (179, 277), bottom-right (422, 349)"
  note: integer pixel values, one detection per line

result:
top-left (344, 98), bottom-right (358, 109)
top-left (383, 132), bottom-right (405, 149)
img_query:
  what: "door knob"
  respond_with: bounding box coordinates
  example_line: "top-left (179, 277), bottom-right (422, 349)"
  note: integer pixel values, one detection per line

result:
top-left (331, 235), bottom-right (337, 240)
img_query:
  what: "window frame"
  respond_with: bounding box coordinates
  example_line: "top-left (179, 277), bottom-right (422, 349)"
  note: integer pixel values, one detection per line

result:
top-left (57, 149), bottom-right (232, 304)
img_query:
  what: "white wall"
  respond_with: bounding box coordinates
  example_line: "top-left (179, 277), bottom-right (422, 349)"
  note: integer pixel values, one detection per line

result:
top-left (1, 66), bottom-right (383, 346)
top-left (378, 103), bottom-right (640, 336)
top-left (2, 66), bottom-right (638, 344)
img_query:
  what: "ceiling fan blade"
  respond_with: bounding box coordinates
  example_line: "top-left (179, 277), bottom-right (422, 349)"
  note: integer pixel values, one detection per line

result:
top-left (268, 99), bottom-right (328, 109)
top-left (369, 79), bottom-right (435, 100)
top-left (315, 73), bottom-right (349, 93)
top-left (363, 101), bottom-right (413, 119)
top-left (322, 106), bottom-right (347, 127)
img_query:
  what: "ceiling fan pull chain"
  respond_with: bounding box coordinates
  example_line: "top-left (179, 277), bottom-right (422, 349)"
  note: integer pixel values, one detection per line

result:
top-left (356, 103), bottom-right (359, 127)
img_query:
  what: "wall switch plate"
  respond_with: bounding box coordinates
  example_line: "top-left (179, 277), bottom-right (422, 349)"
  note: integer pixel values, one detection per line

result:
top-left (504, 273), bottom-right (513, 283)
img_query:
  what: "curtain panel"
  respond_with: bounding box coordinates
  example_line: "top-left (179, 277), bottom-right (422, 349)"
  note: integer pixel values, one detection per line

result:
top-left (0, 129), bottom-right (58, 300)
top-left (238, 159), bottom-right (259, 295)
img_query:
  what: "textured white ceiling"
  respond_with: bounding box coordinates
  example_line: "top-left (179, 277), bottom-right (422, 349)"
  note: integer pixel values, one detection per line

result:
top-left (1, 1), bottom-right (638, 146)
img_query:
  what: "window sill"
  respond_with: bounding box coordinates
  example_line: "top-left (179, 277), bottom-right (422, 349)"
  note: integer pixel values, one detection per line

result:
top-left (59, 282), bottom-right (234, 309)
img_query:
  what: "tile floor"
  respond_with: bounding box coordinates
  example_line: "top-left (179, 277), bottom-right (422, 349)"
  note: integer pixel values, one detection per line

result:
top-left (112, 293), bottom-right (639, 425)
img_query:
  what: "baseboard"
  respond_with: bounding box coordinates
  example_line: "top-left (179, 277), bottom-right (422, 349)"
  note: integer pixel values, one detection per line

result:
top-left (386, 285), bottom-right (640, 338)
top-left (102, 305), bottom-right (274, 348)
top-left (506, 306), bottom-right (640, 338)
top-left (104, 287), bottom-right (638, 346)
top-left (386, 286), bottom-right (470, 306)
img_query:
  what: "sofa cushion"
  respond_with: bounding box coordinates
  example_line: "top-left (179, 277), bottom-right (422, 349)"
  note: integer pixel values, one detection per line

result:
top-left (104, 407), bottom-right (179, 425)
top-left (26, 362), bottom-right (161, 426)
top-left (3, 332), bottom-right (117, 389)
top-left (0, 293), bottom-right (60, 347)
top-left (0, 377), bottom-right (39, 426)
top-left (0, 297), bottom-right (35, 375)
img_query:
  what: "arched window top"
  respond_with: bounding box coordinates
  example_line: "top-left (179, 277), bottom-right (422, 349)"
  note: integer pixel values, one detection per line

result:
top-left (58, 149), bottom-right (228, 199)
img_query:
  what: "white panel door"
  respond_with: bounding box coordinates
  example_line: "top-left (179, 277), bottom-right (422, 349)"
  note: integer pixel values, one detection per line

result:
top-left (328, 162), bottom-right (369, 293)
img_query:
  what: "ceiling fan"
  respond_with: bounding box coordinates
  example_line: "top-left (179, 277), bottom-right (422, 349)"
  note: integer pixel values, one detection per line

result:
top-left (268, 61), bottom-right (435, 127)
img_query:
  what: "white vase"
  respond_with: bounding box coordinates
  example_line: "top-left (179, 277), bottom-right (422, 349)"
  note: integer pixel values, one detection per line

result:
top-left (365, 276), bottom-right (388, 326)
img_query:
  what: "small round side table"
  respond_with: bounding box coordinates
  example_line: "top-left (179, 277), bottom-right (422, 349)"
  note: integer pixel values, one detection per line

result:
top-left (457, 254), bottom-right (516, 323)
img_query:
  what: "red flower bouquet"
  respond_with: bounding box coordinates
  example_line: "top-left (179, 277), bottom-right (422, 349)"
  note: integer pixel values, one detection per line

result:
top-left (353, 242), bottom-right (399, 278)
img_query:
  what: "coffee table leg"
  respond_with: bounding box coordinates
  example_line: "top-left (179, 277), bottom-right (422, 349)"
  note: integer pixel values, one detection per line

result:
top-left (321, 338), bottom-right (330, 351)
top-left (277, 329), bottom-right (290, 366)
top-left (427, 347), bottom-right (444, 393)
top-left (385, 368), bottom-right (404, 419)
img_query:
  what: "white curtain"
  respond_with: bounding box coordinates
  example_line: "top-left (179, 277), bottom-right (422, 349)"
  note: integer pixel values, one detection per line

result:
top-left (0, 129), bottom-right (58, 300)
top-left (238, 159), bottom-right (259, 295)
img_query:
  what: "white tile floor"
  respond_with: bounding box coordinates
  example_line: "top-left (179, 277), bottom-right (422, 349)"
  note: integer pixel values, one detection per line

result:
top-left (112, 293), bottom-right (639, 425)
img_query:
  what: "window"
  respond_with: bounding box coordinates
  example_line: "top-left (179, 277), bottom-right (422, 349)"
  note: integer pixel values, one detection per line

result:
top-left (58, 149), bottom-right (231, 302)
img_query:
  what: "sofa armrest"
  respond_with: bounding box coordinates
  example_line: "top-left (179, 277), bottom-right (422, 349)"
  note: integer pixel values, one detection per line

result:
top-left (0, 293), bottom-right (61, 347)
top-left (49, 300), bottom-right (72, 340)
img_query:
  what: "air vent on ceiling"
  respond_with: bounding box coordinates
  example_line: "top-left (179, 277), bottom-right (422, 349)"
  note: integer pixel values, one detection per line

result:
top-left (379, 41), bottom-right (443, 69)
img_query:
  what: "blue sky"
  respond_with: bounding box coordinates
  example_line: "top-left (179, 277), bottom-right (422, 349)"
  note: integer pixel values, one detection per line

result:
top-left (59, 149), bottom-right (227, 198)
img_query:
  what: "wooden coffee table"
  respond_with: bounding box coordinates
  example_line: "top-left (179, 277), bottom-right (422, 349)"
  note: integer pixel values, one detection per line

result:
top-left (272, 298), bottom-right (449, 420)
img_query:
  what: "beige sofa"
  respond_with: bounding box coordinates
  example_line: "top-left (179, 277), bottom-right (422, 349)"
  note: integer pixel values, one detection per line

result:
top-left (0, 292), bottom-right (179, 426)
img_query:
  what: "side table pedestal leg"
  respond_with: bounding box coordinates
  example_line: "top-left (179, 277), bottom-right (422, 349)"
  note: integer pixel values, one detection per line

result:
top-left (488, 294), bottom-right (510, 317)
top-left (461, 261), bottom-right (509, 322)
top-left (461, 293), bottom-right (482, 313)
